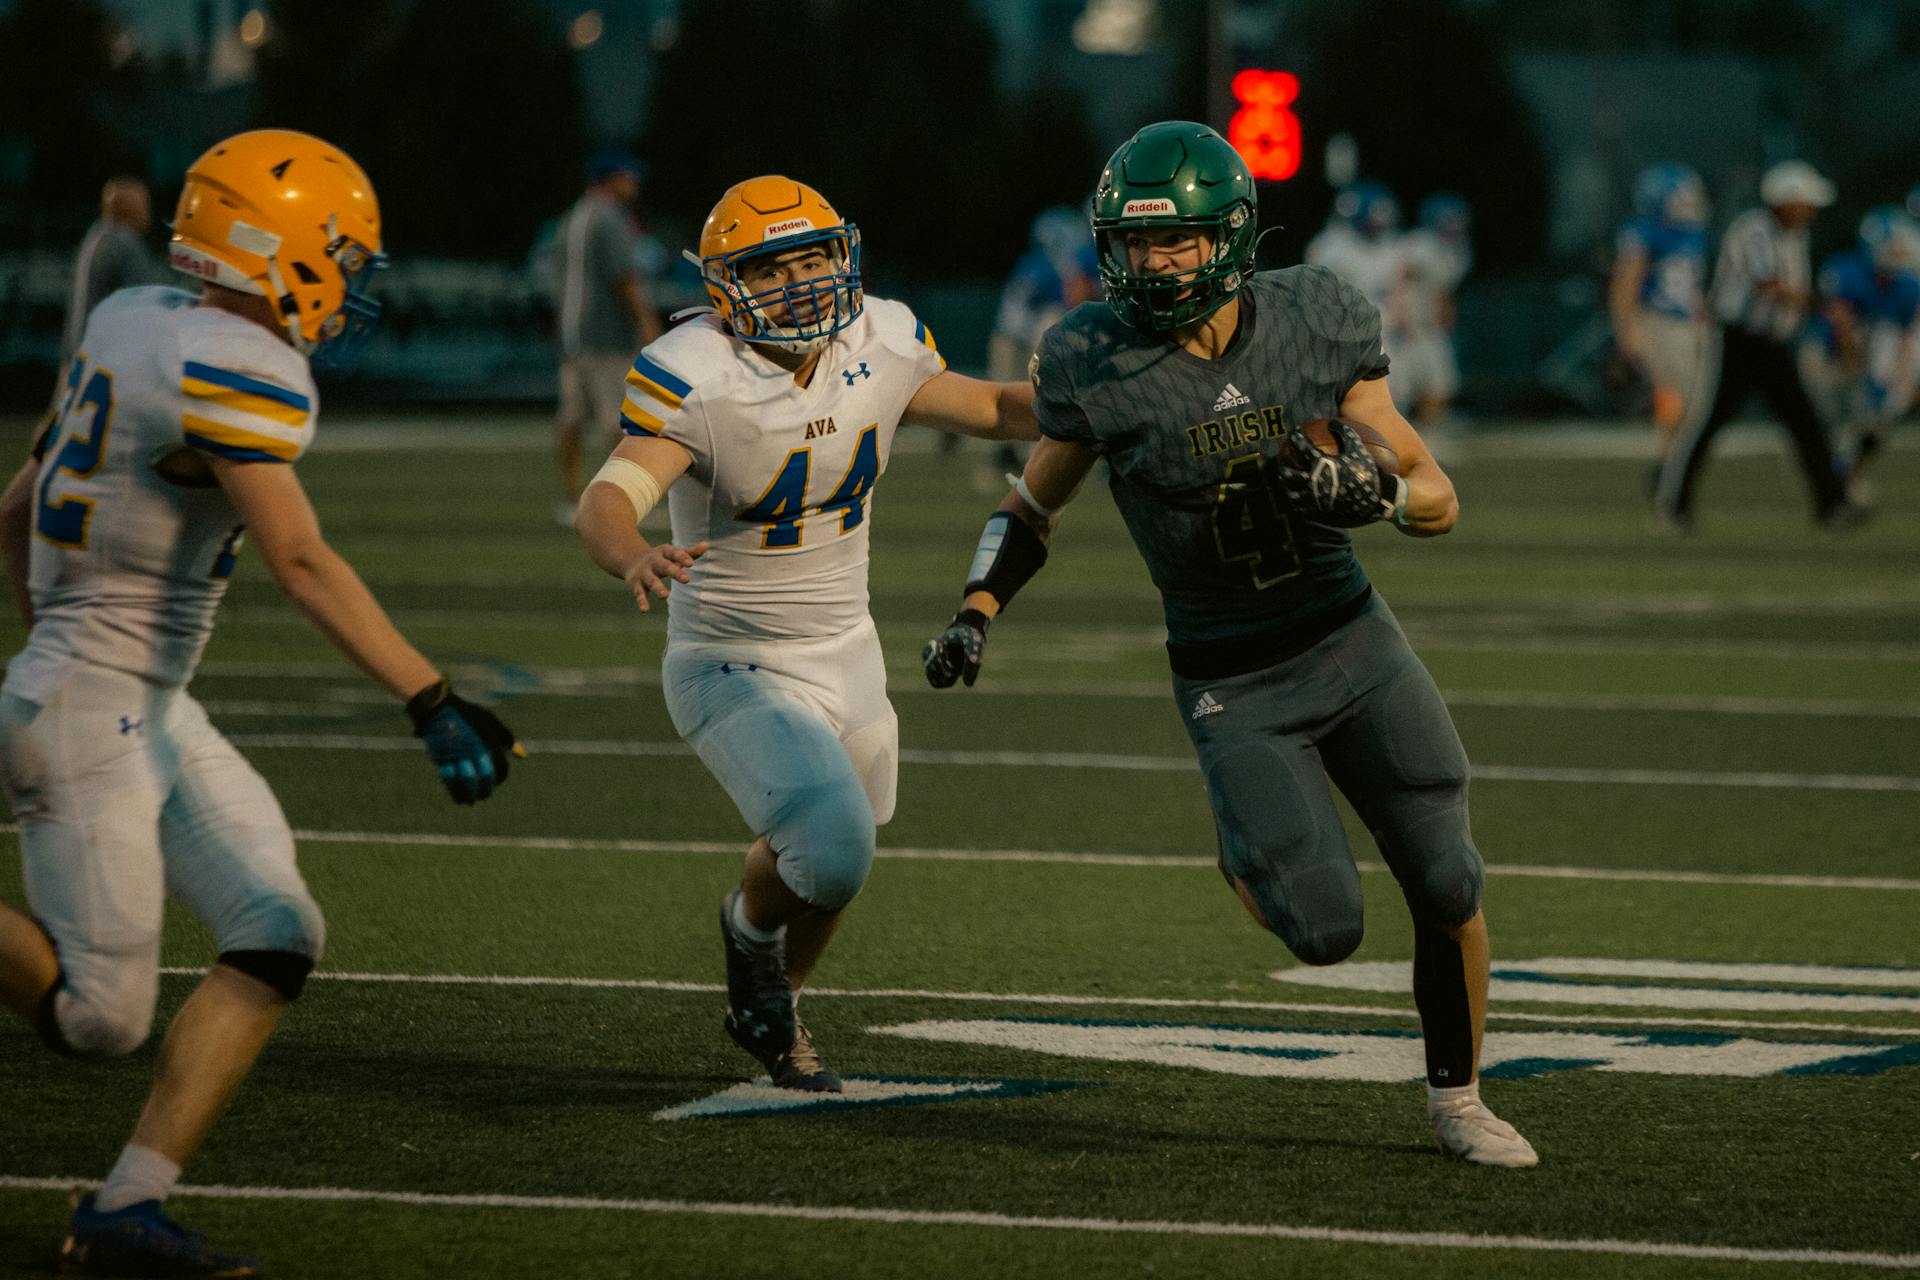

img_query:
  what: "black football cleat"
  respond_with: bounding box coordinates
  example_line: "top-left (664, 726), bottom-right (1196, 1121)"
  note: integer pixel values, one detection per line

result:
top-left (719, 890), bottom-right (797, 1072)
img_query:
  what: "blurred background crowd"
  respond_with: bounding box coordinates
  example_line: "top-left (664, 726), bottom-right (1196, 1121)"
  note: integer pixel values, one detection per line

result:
top-left (4, 0), bottom-right (1920, 451)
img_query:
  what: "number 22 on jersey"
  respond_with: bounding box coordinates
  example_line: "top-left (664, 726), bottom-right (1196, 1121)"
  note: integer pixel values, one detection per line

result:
top-left (737, 423), bottom-right (880, 549)
top-left (37, 356), bottom-right (115, 549)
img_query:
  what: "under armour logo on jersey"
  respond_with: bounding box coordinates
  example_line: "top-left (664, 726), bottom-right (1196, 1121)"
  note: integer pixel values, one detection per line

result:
top-left (1190, 692), bottom-right (1225, 720)
top-left (118, 716), bottom-right (144, 736)
top-left (1213, 383), bottom-right (1251, 412)
top-left (842, 363), bottom-right (871, 385)
top-left (718, 662), bottom-right (758, 675)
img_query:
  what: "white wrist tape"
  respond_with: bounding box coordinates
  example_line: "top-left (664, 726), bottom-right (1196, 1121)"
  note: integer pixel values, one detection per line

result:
top-left (1008, 472), bottom-right (1063, 518)
top-left (589, 455), bottom-right (664, 524)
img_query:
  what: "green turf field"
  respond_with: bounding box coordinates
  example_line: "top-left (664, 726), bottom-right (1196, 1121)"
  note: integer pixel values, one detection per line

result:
top-left (0, 413), bottom-right (1915, 1279)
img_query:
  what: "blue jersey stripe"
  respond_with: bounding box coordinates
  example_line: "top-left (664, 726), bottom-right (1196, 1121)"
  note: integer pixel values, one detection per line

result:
top-left (185, 432), bottom-right (293, 463)
top-left (182, 361), bottom-right (312, 411)
top-left (629, 354), bottom-right (691, 399)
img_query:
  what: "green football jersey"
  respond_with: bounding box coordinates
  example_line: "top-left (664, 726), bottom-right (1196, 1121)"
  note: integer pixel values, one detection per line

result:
top-left (1033, 265), bottom-right (1391, 650)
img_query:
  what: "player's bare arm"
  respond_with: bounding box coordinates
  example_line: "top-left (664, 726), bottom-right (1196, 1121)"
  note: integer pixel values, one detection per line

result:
top-left (0, 456), bottom-right (37, 627)
top-left (960, 436), bottom-right (1098, 621)
top-left (903, 369), bottom-right (1040, 441)
top-left (1339, 374), bottom-right (1458, 536)
top-left (211, 457), bottom-right (442, 700)
top-left (574, 432), bottom-right (706, 612)
top-left (925, 436), bottom-right (1098, 688)
top-left (619, 272), bottom-right (664, 346)
top-left (1608, 248), bottom-right (1649, 360)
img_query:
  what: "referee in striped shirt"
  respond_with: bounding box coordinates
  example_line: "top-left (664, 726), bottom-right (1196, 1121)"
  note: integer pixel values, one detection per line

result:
top-left (1656, 160), bottom-right (1862, 529)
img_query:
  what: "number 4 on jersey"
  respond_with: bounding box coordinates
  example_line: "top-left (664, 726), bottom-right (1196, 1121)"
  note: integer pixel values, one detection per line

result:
top-left (737, 424), bottom-right (879, 549)
top-left (1213, 452), bottom-right (1302, 587)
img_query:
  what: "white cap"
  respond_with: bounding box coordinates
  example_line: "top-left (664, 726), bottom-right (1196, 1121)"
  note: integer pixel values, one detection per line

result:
top-left (1760, 160), bottom-right (1836, 208)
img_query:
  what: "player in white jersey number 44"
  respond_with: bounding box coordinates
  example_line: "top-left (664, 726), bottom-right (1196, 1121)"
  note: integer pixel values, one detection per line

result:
top-left (576, 176), bottom-right (1040, 1091)
top-left (0, 130), bottom-right (523, 1276)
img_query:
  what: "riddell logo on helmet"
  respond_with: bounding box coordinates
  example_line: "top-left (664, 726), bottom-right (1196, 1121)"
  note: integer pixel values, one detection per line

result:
top-left (1122, 198), bottom-right (1177, 217)
top-left (762, 217), bottom-right (816, 240)
top-left (169, 247), bottom-right (217, 279)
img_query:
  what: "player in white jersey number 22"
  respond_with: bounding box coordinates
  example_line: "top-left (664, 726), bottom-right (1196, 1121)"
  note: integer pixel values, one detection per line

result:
top-left (0, 131), bottom-right (522, 1276)
top-left (576, 176), bottom-right (1040, 1091)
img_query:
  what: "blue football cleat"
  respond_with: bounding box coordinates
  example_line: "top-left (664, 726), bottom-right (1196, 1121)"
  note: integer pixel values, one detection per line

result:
top-left (61, 1194), bottom-right (261, 1276)
top-left (720, 890), bottom-right (797, 1070)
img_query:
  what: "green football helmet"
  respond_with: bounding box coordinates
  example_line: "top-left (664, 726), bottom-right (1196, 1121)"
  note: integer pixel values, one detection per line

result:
top-left (1092, 121), bottom-right (1258, 333)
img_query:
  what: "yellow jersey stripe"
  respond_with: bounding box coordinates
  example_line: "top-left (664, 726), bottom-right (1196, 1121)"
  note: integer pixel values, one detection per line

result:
top-left (619, 403), bottom-right (664, 436)
top-left (182, 412), bottom-right (301, 461)
top-left (182, 378), bottom-right (312, 427)
top-left (623, 370), bottom-right (684, 411)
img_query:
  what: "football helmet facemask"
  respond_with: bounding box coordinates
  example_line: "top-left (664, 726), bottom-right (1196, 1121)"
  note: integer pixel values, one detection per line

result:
top-left (693, 176), bottom-right (863, 355)
top-left (169, 129), bottom-right (386, 368)
top-left (1091, 122), bottom-right (1258, 334)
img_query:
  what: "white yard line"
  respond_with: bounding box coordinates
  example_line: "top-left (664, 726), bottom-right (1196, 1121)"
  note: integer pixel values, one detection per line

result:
top-left (141, 966), bottom-right (1920, 1039)
top-left (220, 732), bottom-right (1920, 793)
top-left (0, 1176), bottom-right (1914, 1268)
top-left (5, 824), bottom-right (1910, 890)
top-left (269, 828), bottom-right (1920, 892)
top-left (192, 666), bottom-right (1920, 718)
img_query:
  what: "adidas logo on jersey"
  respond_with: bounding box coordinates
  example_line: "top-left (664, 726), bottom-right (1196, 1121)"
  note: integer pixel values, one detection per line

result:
top-left (1213, 384), bottom-right (1251, 412)
top-left (1190, 691), bottom-right (1225, 720)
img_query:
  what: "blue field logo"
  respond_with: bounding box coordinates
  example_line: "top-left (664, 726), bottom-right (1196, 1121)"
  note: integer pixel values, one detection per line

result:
top-left (1272, 957), bottom-right (1920, 1016)
top-left (872, 1018), bottom-right (1920, 1081)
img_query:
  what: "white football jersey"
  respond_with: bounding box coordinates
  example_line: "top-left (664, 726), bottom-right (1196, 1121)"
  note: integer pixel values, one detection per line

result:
top-left (5, 286), bottom-right (317, 703)
top-left (618, 296), bottom-right (946, 643)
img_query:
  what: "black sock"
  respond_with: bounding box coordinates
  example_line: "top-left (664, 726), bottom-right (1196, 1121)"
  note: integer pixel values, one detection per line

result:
top-left (1412, 921), bottom-right (1474, 1088)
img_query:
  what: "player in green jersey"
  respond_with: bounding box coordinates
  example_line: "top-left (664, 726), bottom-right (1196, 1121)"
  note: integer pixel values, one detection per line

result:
top-left (922, 122), bottom-right (1536, 1168)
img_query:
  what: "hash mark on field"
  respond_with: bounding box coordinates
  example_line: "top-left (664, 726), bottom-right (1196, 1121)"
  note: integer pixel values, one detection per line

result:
top-left (222, 732), bottom-right (1920, 793)
top-left (147, 966), bottom-right (1920, 1039)
top-left (0, 1176), bottom-right (1914, 1270)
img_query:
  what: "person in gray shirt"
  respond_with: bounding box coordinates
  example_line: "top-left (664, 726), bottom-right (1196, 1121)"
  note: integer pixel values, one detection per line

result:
top-left (58, 176), bottom-right (157, 368)
top-left (551, 152), bottom-right (663, 525)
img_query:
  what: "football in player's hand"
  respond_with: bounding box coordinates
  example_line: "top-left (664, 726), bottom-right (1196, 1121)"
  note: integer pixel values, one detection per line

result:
top-left (1294, 418), bottom-right (1402, 477)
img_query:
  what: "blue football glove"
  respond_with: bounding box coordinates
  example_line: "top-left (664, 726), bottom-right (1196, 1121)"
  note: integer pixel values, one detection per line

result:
top-left (404, 679), bottom-right (525, 805)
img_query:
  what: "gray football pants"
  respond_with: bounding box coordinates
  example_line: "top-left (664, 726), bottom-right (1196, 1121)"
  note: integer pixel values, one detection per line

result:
top-left (1173, 596), bottom-right (1484, 965)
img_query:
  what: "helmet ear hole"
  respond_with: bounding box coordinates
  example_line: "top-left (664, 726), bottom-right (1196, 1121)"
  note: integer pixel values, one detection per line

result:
top-left (292, 262), bottom-right (323, 285)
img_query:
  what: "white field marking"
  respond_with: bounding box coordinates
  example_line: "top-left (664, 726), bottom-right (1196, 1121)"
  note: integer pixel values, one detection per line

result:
top-left (653, 1078), bottom-right (1017, 1121)
top-left (1515, 958), bottom-right (1920, 988)
top-left (200, 610), bottom-right (1920, 662)
top-left (146, 966), bottom-right (1920, 1039)
top-left (191, 663), bottom-right (1920, 719)
top-left (6, 823), bottom-right (1911, 891)
top-left (220, 732), bottom-right (1920, 793)
top-left (199, 699), bottom-right (361, 719)
top-left (1, 1177), bottom-right (1914, 1272)
top-left (1273, 962), bottom-right (1920, 1015)
top-left (272, 829), bottom-right (1920, 892)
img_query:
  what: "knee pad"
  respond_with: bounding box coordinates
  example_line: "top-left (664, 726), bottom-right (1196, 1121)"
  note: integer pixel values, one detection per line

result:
top-left (770, 777), bottom-right (876, 911)
top-left (1401, 842), bottom-right (1485, 932)
top-left (42, 974), bottom-right (157, 1058)
top-left (219, 949), bottom-right (315, 1001)
top-left (216, 889), bottom-right (326, 970)
top-left (1233, 861), bottom-right (1365, 967)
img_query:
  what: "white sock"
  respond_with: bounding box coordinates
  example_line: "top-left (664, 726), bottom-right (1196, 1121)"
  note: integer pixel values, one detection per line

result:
top-left (730, 894), bottom-right (782, 944)
top-left (94, 1144), bottom-right (181, 1213)
top-left (1427, 1081), bottom-right (1480, 1112)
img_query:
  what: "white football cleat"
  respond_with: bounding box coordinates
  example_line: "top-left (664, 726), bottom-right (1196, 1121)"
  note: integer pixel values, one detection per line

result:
top-left (1429, 1094), bottom-right (1539, 1168)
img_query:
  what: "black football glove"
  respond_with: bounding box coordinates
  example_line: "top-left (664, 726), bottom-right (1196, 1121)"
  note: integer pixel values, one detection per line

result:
top-left (1272, 423), bottom-right (1407, 528)
top-left (404, 679), bottom-right (525, 805)
top-left (922, 608), bottom-right (991, 689)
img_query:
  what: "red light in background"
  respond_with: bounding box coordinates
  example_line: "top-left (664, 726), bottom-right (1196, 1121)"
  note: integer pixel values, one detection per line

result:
top-left (1229, 69), bottom-right (1301, 181)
